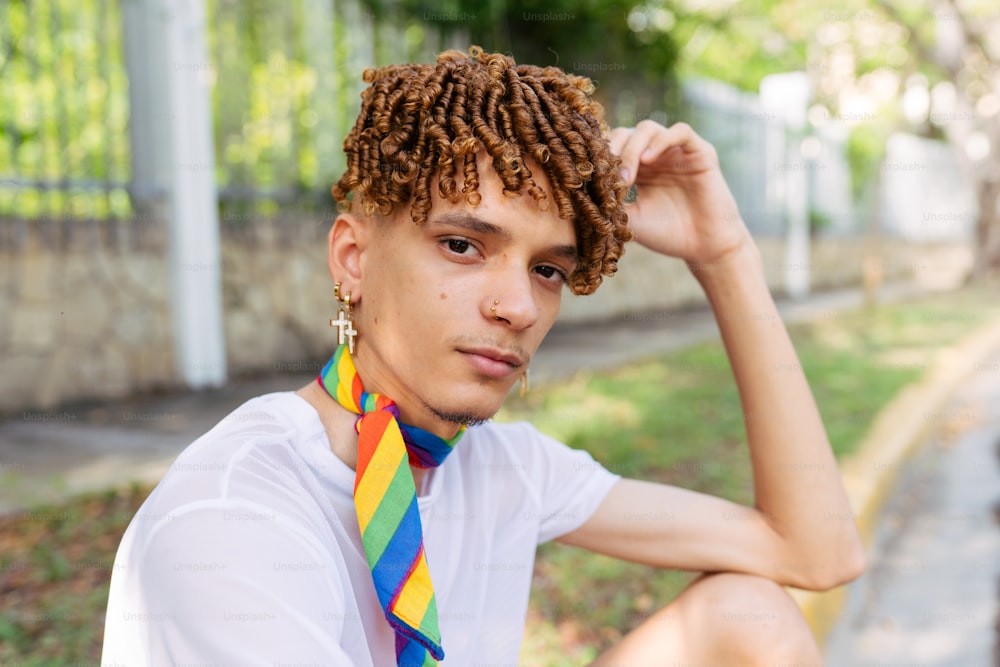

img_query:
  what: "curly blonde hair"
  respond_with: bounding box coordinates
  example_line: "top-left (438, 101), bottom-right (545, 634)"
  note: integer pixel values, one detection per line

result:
top-left (332, 46), bottom-right (632, 295)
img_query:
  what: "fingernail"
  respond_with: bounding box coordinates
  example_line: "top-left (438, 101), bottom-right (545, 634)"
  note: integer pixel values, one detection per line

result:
top-left (621, 168), bottom-right (631, 183)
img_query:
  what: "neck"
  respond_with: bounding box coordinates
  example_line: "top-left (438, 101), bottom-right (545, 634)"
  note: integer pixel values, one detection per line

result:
top-left (295, 381), bottom-right (434, 489)
top-left (351, 346), bottom-right (465, 441)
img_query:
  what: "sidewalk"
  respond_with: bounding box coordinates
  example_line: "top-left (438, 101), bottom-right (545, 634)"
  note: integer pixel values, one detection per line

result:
top-left (0, 284), bottom-right (921, 514)
top-left (823, 344), bottom-right (1000, 665)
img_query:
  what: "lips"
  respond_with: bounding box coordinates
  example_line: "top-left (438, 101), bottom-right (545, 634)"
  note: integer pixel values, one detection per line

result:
top-left (457, 347), bottom-right (525, 379)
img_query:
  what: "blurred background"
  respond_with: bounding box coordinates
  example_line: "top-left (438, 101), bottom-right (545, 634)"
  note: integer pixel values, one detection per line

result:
top-left (1, 0), bottom-right (996, 408)
top-left (1, 0), bottom-right (999, 665)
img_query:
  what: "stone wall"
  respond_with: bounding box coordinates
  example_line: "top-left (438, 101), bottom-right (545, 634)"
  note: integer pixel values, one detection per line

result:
top-left (0, 219), bottom-right (174, 412)
top-left (558, 236), bottom-right (972, 322)
top-left (0, 217), bottom-right (973, 412)
top-left (218, 217), bottom-right (332, 375)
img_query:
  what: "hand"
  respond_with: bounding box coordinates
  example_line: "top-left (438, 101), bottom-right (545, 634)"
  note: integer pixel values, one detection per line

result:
top-left (608, 120), bottom-right (752, 268)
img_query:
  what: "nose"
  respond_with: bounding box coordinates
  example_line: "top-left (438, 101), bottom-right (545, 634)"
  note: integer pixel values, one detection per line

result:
top-left (485, 266), bottom-right (539, 331)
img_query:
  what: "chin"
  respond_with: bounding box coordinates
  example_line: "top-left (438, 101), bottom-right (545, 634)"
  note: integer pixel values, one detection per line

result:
top-left (425, 387), bottom-right (508, 427)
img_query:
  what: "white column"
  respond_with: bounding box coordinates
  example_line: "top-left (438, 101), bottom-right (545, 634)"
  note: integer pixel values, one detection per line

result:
top-left (302, 0), bottom-right (338, 182)
top-left (123, 0), bottom-right (226, 388)
top-left (760, 72), bottom-right (812, 299)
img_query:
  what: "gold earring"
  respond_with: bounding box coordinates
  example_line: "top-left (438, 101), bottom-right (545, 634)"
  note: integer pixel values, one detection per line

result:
top-left (519, 368), bottom-right (530, 398)
top-left (330, 282), bottom-right (357, 354)
top-left (491, 298), bottom-right (501, 320)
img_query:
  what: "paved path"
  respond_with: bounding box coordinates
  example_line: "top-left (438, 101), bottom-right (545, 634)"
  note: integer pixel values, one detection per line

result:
top-left (0, 282), bottom-right (922, 515)
top-left (823, 347), bottom-right (1000, 666)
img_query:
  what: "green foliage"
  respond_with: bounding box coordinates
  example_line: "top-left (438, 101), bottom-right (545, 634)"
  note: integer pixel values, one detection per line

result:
top-left (809, 208), bottom-right (832, 236)
top-left (0, 0), bottom-right (132, 221)
top-left (361, 0), bottom-right (682, 125)
top-left (846, 122), bottom-right (889, 202)
top-left (662, 0), bottom-right (814, 93)
top-left (1, 0), bottom-right (445, 222)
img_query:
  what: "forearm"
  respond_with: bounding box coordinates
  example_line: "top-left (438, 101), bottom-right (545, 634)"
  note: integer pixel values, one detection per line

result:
top-left (690, 240), bottom-right (864, 588)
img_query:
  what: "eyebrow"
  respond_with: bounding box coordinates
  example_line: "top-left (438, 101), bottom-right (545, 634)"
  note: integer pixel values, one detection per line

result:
top-left (430, 212), bottom-right (579, 265)
top-left (432, 212), bottom-right (510, 239)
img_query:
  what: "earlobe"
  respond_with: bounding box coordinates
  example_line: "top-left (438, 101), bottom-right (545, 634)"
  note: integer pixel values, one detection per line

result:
top-left (327, 213), bottom-right (368, 299)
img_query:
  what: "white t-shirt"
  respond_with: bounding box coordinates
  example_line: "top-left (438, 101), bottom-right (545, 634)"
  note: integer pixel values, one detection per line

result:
top-left (102, 391), bottom-right (619, 666)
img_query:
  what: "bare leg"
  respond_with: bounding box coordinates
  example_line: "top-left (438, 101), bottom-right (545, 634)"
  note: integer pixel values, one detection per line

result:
top-left (588, 573), bottom-right (823, 667)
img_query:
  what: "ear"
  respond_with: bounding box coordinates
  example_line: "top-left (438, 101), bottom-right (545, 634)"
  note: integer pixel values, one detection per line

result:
top-left (327, 213), bottom-right (369, 301)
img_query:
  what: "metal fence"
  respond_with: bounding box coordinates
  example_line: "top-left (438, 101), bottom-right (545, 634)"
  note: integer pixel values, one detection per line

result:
top-left (207, 0), bottom-right (455, 223)
top-left (0, 0), bottom-right (464, 245)
top-left (3, 0), bottom-right (902, 247)
top-left (0, 0), bottom-right (133, 233)
top-left (682, 78), bottom-right (783, 236)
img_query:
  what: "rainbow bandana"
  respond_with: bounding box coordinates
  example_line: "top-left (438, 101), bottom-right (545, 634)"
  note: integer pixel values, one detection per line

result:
top-left (317, 345), bottom-right (465, 665)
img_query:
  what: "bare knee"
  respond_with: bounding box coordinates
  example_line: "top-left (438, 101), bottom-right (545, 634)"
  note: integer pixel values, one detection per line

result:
top-left (678, 573), bottom-right (822, 666)
top-left (590, 573), bottom-right (822, 667)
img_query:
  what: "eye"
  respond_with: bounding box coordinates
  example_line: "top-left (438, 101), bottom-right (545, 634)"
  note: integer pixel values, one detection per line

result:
top-left (534, 265), bottom-right (568, 284)
top-left (444, 238), bottom-right (476, 255)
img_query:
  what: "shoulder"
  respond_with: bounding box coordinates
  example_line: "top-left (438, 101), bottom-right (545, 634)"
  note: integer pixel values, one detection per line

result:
top-left (449, 420), bottom-right (611, 484)
top-left (462, 419), bottom-right (569, 447)
top-left (448, 422), bottom-right (620, 543)
top-left (166, 391), bottom-right (328, 485)
top-left (453, 420), bottom-right (567, 465)
top-left (130, 392), bottom-right (339, 540)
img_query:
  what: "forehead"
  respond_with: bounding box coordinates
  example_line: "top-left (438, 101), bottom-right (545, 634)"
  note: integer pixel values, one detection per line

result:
top-left (422, 151), bottom-right (578, 247)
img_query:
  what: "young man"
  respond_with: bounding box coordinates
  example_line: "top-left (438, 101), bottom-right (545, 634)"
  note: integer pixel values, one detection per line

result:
top-left (103, 47), bottom-right (864, 666)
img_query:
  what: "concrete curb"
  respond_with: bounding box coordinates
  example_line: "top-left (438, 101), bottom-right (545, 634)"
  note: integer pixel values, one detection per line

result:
top-left (788, 316), bottom-right (1000, 644)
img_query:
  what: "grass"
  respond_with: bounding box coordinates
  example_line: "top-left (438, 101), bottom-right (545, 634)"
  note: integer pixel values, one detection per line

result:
top-left (502, 283), bottom-right (1000, 664)
top-left (1, 284), bottom-right (998, 666)
top-left (0, 484), bottom-right (149, 666)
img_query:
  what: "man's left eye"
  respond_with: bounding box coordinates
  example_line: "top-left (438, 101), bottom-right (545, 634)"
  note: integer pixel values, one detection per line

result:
top-left (447, 239), bottom-right (472, 254)
top-left (534, 265), bottom-right (566, 282)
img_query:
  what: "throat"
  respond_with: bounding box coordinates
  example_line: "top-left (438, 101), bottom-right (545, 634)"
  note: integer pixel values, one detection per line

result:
top-left (295, 382), bottom-right (359, 469)
top-left (412, 466), bottom-right (433, 496)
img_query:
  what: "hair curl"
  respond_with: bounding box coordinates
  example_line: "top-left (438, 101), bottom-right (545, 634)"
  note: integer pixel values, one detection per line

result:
top-left (331, 45), bottom-right (632, 295)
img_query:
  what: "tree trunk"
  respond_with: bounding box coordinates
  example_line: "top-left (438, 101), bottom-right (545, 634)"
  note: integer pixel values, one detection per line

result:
top-left (973, 178), bottom-right (1000, 279)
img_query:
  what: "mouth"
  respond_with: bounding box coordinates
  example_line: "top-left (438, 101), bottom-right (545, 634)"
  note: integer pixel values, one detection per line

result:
top-left (457, 346), bottom-right (526, 379)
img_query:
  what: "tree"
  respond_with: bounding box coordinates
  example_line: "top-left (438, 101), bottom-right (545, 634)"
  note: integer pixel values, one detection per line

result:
top-left (655, 0), bottom-right (999, 278)
top-left (869, 0), bottom-right (1000, 278)
top-left (361, 0), bottom-right (684, 125)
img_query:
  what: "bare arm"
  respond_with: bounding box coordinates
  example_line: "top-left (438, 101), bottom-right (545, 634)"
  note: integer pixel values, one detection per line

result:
top-left (558, 121), bottom-right (865, 591)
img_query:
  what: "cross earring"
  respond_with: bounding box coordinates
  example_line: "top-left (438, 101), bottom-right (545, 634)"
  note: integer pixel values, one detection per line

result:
top-left (330, 282), bottom-right (357, 354)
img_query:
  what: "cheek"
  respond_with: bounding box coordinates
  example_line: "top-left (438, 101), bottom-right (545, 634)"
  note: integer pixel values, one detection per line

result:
top-left (380, 268), bottom-right (464, 329)
top-left (429, 284), bottom-right (471, 330)
top-left (533, 288), bottom-right (563, 328)
top-left (363, 251), bottom-right (421, 312)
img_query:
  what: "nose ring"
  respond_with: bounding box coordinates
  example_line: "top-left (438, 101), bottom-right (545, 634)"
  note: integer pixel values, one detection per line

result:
top-left (490, 299), bottom-right (501, 320)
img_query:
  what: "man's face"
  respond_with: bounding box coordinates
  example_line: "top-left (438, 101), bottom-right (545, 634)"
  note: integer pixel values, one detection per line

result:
top-left (350, 154), bottom-right (578, 431)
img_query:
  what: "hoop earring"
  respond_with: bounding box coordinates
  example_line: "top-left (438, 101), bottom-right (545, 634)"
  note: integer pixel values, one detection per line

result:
top-left (329, 282), bottom-right (358, 354)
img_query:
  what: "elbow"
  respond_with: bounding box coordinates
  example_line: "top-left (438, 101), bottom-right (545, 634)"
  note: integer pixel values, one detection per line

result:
top-left (795, 540), bottom-right (867, 592)
top-left (841, 539), bottom-right (868, 584)
top-left (832, 528), bottom-right (868, 587)
top-left (814, 545), bottom-right (866, 591)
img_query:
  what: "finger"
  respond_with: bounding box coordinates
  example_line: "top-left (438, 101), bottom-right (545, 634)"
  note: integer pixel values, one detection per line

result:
top-left (641, 123), bottom-right (697, 157)
top-left (640, 123), bottom-right (718, 173)
top-left (616, 119), bottom-right (668, 185)
top-left (606, 127), bottom-right (633, 158)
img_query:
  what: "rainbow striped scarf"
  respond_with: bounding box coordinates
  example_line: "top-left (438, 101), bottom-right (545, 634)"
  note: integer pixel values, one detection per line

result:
top-left (317, 345), bottom-right (464, 665)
